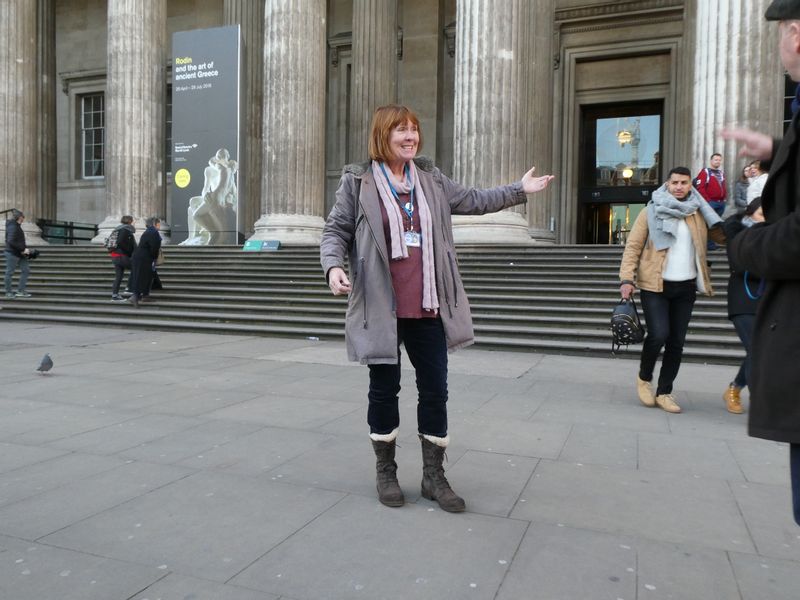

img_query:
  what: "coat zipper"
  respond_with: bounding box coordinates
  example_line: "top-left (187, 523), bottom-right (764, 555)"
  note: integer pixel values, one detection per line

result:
top-left (360, 257), bottom-right (368, 328)
top-left (447, 251), bottom-right (459, 308)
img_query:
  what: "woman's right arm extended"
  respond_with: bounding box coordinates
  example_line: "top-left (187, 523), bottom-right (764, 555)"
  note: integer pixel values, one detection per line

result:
top-left (320, 173), bottom-right (357, 292)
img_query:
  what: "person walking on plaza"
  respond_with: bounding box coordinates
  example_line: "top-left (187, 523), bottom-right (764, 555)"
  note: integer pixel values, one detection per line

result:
top-left (320, 104), bottom-right (554, 511)
top-left (721, 0), bottom-right (800, 527)
top-left (128, 217), bottom-right (162, 308)
top-left (721, 197), bottom-right (765, 414)
top-left (619, 167), bottom-right (725, 414)
top-left (4, 209), bottom-right (33, 298)
top-left (108, 215), bottom-right (136, 302)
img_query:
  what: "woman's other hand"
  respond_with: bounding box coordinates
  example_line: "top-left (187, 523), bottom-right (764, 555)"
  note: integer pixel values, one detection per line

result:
top-left (327, 267), bottom-right (352, 296)
top-left (521, 167), bottom-right (555, 194)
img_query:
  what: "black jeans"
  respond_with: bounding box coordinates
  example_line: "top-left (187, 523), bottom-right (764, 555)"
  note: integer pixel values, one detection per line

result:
top-left (367, 317), bottom-right (448, 437)
top-left (792, 444), bottom-right (800, 526)
top-left (639, 280), bottom-right (697, 396)
top-left (731, 314), bottom-right (755, 389)
top-left (111, 255), bottom-right (131, 295)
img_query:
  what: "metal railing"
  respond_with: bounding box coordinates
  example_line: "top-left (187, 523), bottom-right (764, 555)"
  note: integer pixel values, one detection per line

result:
top-left (36, 219), bottom-right (98, 245)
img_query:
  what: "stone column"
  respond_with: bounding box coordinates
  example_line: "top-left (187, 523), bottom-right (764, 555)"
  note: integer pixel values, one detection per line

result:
top-left (224, 0), bottom-right (264, 240)
top-left (37, 0), bottom-right (57, 223)
top-left (686, 0), bottom-right (782, 189)
top-left (250, 0), bottom-right (326, 245)
top-left (94, 0), bottom-right (168, 244)
top-left (452, 0), bottom-right (553, 244)
top-left (349, 0), bottom-right (398, 161)
top-left (0, 0), bottom-right (45, 244)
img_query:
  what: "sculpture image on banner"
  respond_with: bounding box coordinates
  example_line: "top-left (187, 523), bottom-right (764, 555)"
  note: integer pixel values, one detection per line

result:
top-left (180, 148), bottom-right (238, 246)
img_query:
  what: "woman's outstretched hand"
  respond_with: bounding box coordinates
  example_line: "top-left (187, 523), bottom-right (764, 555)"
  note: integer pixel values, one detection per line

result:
top-left (521, 167), bottom-right (555, 194)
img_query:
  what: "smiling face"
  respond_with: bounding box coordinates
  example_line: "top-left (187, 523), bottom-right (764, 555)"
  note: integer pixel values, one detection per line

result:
top-left (710, 154), bottom-right (723, 169)
top-left (388, 120), bottom-right (419, 165)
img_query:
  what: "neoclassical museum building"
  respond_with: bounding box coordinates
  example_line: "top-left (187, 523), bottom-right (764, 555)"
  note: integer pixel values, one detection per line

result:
top-left (0, 0), bottom-right (789, 247)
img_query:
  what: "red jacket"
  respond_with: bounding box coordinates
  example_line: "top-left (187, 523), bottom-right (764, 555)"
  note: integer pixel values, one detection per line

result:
top-left (694, 168), bottom-right (726, 202)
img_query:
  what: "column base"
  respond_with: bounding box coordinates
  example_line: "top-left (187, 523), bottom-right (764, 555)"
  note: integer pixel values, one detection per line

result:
top-left (249, 213), bottom-right (326, 246)
top-left (528, 227), bottom-right (556, 244)
top-left (19, 222), bottom-right (49, 246)
top-left (452, 211), bottom-right (533, 245)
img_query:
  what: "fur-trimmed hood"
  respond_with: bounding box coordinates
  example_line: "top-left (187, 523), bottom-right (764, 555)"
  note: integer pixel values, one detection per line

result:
top-left (342, 156), bottom-right (435, 177)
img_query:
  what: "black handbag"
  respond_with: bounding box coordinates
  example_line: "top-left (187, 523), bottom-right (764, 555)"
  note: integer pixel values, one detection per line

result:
top-left (611, 297), bottom-right (645, 354)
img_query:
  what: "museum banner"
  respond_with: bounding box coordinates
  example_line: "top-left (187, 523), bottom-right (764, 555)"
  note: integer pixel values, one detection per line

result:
top-left (170, 25), bottom-right (243, 245)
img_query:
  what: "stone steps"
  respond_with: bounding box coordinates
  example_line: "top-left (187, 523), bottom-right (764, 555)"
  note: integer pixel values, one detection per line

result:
top-left (0, 245), bottom-right (742, 363)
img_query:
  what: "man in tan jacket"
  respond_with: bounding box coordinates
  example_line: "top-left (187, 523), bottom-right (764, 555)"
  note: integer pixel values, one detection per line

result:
top-left (620, 166), bottom-right (725, 413)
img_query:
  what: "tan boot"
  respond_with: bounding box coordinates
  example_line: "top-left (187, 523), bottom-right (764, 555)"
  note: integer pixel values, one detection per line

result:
top-left (655, 393), bottom-right (682, 413)
top-left (723, 384), bottom-right (744, 414)
top-left (419, 434), bottom-right (465, 513)
top-left (637, 376), bottom-right (656, 407)
top-left (370, 429), bottom-right (404, 507)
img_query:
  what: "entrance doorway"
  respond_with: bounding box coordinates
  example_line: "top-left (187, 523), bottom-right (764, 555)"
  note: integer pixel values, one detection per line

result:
top-left (577, 101), bottom-right (662, 244)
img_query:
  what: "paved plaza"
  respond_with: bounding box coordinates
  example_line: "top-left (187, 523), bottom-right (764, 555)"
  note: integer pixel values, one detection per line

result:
top-left (0, 321), bottom-right (798, 599)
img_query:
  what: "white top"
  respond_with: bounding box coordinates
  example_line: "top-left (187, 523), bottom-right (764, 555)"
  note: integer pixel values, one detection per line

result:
top-left (663, 218), bottom-right (697, 282)
top-left (747, 173), bottom-right (768, 205)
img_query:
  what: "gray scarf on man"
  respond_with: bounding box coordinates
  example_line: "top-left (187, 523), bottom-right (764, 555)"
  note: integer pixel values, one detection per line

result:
top-left (646, 184), bottom-right (722, 251)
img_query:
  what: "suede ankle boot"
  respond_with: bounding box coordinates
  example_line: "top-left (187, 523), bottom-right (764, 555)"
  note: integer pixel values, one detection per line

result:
top-left (370, 429), bottom-right (404, 507)
top-left (419, 434), bottom-right (465, 513)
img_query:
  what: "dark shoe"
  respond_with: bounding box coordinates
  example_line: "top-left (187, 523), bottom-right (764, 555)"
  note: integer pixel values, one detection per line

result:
top-left (111, 294), bottom-right (124, 302)
top-left (371, 431), bottom-right (404, 507)
top-left (128, 295), bottom-right (139, 308)
top-left (4, 292), bottom-right (15, 299)
top-left (419, 435), bottom-right (465, 513)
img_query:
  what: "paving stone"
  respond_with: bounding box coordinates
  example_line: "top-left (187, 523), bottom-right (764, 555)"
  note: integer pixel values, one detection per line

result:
top-left (666, 405), bottom-right (752, 441)
top-left (0, 534), bottom-right (164, 600)
top-left (46, 413), bottom-right (204, 454)
top-left (0, 453), bottom-right (125, 508)
top-left (728, 438), bottom-right (791, 486)
top-left (205, 394), bottom-right (360, 430)
top-left (230, 494), bottom-right (527, 599)
top-left (638, 431), bottom-right (745, 481)
top-left (473, 391), bottom-right (546, 421)
top-left (557, 424), bottom-right (638, 469)
top-left (1, 405), bottom-right (136, 445)
top-left (533, 397), bottom-right (672, 433)
top-left (448, 414), bottom-right (571, 459)
top-left (41, 471), bottom-right (345, 582)
top-left (729, 551), bottom-right (800, 600)
top-left (731, 480), bottom-right (800, 561)
top-left (0, 461), bottom-right (192, 539)
top-left (176, 426), bottom-right (331, 476)
top-left (511, 460), bottom-right (755, 553)
top-left (117, 420), bottom-right (264, 464)
top-left (128, 573), bottom-right (279, 600)
top-left (440, 450), bottom-right (538, 517)
top-left (0, 442), bottom-right (67, 474)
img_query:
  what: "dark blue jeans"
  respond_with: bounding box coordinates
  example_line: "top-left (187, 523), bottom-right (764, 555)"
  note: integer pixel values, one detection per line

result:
top-left (731, 314), bottom-right (755, 388)
top-left (792, 444), bottom-right (800, 526)
top-left (639, 280), bottom-right (697, 396)
top-left (367, 317), bottom-right (448, 437)
top-left (707, 201), bottom-right (725, 250)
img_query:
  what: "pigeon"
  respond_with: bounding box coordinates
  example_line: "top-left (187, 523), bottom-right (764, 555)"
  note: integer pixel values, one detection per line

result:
top-left (36, 353), bottom-right (53, 375)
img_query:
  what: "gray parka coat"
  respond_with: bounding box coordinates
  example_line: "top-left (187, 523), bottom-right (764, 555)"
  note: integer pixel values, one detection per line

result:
top-left (320, 157), bottom-right (528, 365)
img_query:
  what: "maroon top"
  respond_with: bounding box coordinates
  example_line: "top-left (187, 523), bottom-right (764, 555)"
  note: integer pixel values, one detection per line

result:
top-left (378, 192), bottom-right (436, 319)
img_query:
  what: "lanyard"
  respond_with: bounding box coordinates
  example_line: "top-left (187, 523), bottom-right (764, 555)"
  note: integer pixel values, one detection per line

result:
top-left (380, 163), bottom-right (415, 221)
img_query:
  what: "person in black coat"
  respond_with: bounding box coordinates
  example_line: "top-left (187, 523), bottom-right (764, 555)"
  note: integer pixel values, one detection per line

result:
top-left (721, 198), bottom-right (764, 414)
top-left (128, 217), bottom-right (162, 308)
top-left (108, 215), bottom-right (136, 301)
top-left (721, 1), bottom-right (800, 526)
top-left (4, 209), bottom-right (32, 298)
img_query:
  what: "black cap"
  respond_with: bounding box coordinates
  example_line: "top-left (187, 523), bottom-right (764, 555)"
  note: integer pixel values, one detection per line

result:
top-left (11, 209), bottom-right (24, 219)
top-left (765, 0), bottom-right (800, 20)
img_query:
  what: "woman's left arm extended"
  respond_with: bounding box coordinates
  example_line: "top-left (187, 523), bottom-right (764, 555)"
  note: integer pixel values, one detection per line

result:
top-left (440, 166), bottom-right (554, 215)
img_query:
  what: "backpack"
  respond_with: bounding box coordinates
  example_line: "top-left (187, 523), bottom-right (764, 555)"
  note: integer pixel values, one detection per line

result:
top-left (611, 297), bottom-right (645, 354)
top-left (104, 228), bottom-right (120, 251)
